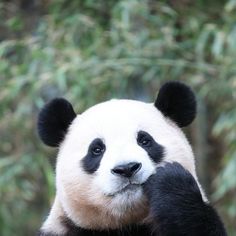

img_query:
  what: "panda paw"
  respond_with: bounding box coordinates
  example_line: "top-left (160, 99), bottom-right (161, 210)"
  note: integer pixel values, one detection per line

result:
top-left (143, 162), bottom-right (203, 205)
top-left (143, 162), bottom-right (227, 236)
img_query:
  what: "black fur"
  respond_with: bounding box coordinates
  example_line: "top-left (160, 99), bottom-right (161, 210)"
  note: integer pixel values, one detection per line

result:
top-left (37, 98), bottom-right (76, 147)
top-left (61, 217), bottom-right (151, 236)
top-left (137, 131), bottom-right (164, 164)
top-left (143, 162), bottom-right (227, 236)
top-left (38, 216), bottom-right (151, 236)
top-left (155, 81), bottom-right (197, 127)
top-left (82, 138), bottom-right (106, 174)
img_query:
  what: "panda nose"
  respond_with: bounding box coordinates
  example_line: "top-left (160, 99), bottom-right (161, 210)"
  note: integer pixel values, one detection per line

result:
top-left (111, 162), bottom-right (142, 178)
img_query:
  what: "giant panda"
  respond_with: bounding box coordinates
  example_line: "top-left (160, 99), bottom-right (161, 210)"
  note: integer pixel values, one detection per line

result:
top-left (37, 81), bottom-right (226, 236)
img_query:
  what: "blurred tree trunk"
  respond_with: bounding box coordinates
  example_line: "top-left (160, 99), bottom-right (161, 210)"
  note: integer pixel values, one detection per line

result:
top-left (191, 99), bottom-right (225, 197)
top-left (191, 99), bottom-right (210, 194)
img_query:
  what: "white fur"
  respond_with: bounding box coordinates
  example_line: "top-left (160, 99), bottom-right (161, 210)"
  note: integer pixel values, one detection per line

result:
top-left (41, 99), bottom-right (207, 233)
top-left (41, 196), bottom-right (67, 234)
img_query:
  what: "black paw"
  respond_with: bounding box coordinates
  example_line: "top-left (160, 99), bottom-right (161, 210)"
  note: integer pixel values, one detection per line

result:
top-left (144, 162), bottom-right (202, 204)
top-left (143, 162), bottom-right (203, 235)
top-left (143, 162), bottom-right (226, 236)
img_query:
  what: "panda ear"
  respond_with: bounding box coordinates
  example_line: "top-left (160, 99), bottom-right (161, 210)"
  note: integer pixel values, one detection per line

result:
top-left (37, 98), bottom-right (76, 147)
top-left (154, 81), bottom-right (196, 127)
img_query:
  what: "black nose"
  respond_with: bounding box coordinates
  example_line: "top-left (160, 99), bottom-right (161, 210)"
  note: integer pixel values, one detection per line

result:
top-left (111, 162), bottom-right (142, 178)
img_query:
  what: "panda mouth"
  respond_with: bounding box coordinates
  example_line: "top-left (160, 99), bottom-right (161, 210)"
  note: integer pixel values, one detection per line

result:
top-left (109, 184), bottom-right (141, 196)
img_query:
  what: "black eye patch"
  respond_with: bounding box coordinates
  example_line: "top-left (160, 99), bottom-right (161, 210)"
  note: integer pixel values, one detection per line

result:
top-left (82, 138), bottom-right (106, 174)
top-left (137, 131), bottom-right (164, 164)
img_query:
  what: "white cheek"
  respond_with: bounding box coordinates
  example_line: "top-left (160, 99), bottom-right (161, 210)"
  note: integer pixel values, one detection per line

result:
top-left (132, 151), bottom-right (156, 183)
top-left (92, 153), bottom-right (121, 194)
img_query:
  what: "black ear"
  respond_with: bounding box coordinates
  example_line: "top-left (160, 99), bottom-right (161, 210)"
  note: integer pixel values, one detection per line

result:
top-left (37, 98), bottom-right (76, 147)
top-left (155, 81), bottom-right (196, 127)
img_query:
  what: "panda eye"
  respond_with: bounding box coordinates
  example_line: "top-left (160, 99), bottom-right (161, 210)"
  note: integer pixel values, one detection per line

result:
top-left (137, 132), bottom-right (153, 147)
top-left (140, 139), bottom-right (151, 146)
top-left (89, 139), bottom-right (105, 157)
top-left (92, 146), bottom-right (104, 156)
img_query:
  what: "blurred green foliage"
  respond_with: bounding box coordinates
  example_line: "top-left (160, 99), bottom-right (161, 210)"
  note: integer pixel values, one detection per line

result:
top-left (0, 0), bottom-right (235, 235)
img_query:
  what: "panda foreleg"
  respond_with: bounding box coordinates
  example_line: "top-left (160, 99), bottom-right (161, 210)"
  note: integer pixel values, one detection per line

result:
top-left (143, 162), bottom-right (227, 236)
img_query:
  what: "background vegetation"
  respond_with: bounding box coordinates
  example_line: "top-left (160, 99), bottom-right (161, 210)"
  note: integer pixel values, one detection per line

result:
top-left (0, 0), bottom-right (235, 235)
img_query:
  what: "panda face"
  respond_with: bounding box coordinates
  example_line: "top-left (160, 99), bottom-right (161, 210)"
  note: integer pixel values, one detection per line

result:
top-left (55, 99), bottom-right (196, 229)
top-left (38, 82), bottom-right (202, 231)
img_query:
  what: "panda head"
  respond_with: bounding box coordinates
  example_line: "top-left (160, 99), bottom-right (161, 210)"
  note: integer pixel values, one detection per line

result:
top-left (38, 81), bottom-right (200, 231)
